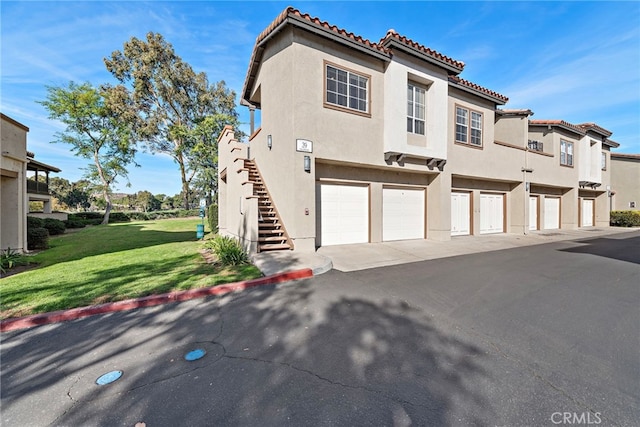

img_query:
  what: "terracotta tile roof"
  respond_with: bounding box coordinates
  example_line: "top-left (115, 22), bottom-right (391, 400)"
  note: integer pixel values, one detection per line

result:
top-left (380, 29), bottom-right (465, 72)
top-left (448, 75), bottom-right (509, 104)
top-left (257, 7), bottom-right (389, 54)
top-left (529, 119), bottom-right (586, 136)
top-left (576, 122), bottom-right (612, 137)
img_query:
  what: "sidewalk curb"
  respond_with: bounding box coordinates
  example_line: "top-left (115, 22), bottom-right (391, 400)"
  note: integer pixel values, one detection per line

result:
top-left (0, 268), bottom-right (313, 333)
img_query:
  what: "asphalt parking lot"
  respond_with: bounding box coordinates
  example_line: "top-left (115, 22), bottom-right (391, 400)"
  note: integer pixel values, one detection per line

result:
top-left (2, 231), bottom-right (639, 426)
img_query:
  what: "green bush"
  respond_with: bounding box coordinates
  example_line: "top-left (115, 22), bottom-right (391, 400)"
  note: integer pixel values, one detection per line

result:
top-left (204, 235), bottom-right (248, 266)
top-left (208, 204), bottom-right (218, 234)
top-left (1, 248), bottom-right (28, 274)
top-left (108, 212), bottom-right (130, 223)
top-left (27, 227), bottom-right (49, 250)
top-left (69, 212), bottom-right (103, 220)
top-left (610, 210), bottom-right (640, 227)
top-left (27, 216), bottom-right (45, 228)
top-left (43, 218), bottom-right (66, 235)
top-left (64, 218), bottom-right (86, 229)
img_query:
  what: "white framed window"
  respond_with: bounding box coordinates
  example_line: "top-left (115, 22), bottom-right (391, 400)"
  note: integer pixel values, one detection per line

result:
top-left (560, 140), bottom-right (574, 166)
top-left (455, 106), bottom-right (468, 143)
top-left (601, 152), bottom-right (606, 170)
top-left (455, 106), bottom-right (483, 147)
top-left (407, 83), bottom-right (425, 135)
top-left (325, 63), bottom-right (369, 114)
top-left (471, 111), bottom-right (482, 146)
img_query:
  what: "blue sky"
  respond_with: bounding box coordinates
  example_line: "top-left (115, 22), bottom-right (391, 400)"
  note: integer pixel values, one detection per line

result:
top-left (2, 1), bottom-right (639, 196)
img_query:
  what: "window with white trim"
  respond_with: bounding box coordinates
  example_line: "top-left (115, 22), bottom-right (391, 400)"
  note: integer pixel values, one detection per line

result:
top-left (325, 64), bottom-right (368, 113)
top-left (560, 140), bottom-right (573, 166)
top-left (455, 106), bottom-right (483, 146)
top-left (407, 83), bottom-right (425, 135)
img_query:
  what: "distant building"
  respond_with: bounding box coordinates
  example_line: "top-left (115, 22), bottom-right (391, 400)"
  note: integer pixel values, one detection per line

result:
top-left (610, 153), bottom-right (640, 211)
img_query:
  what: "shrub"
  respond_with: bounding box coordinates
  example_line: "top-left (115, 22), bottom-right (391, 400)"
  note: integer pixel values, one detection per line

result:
top-left (108, 212), bottom-right (130, 223)
top-left (610, 210), bottom-right (640, 227)
top-left (27, 227), bottom-right (49, 250)
top-left (43, 218), bottom-right (66, 235)
top-left (64, 218), bottom-right (86, 229)
top-left (208, 204), bottom-right (218, 234)
top-left (204, 235), bottom-right (248, 266)
top-left (0, 248), bottom-right (28, 274)
top-left (27, 216), bottom-right (45, 229)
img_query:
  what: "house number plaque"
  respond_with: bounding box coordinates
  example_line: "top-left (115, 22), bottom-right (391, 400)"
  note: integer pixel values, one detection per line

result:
top-left (296, 139), bottom-right (313, 153)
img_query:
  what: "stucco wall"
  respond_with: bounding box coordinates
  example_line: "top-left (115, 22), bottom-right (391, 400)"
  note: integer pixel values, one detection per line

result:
top-left (1, 115), bottom-right (28, 252)
top-left (611, 155), bottom-right (640, 211)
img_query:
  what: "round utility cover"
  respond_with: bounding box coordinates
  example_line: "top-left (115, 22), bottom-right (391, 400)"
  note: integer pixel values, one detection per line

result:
top-left (185, 348), bottom-right (206, 361)
top-left (96, 370), bottom-right (123, 385)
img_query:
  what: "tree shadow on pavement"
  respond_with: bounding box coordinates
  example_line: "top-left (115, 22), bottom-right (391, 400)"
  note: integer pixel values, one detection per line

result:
top-left (1, 276), bottom-right (492, 426)
top-left (560, 235), bottom-right (640, 265)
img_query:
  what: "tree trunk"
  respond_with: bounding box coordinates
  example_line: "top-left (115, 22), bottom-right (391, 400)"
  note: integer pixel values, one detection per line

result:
top-left (178, 154), bottom-right (190, 210)
top-left (102, 191), bottom-right (112, 225)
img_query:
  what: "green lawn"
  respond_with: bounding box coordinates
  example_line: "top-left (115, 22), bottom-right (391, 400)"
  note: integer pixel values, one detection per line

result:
top-left (0, 218), bottom-right (262, 319)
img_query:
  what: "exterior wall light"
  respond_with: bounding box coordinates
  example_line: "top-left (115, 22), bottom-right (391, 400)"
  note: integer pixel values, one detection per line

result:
top-left (304, 155), bottom-right (311, 172)
top-left (267, 135), bottom-right (272, 150)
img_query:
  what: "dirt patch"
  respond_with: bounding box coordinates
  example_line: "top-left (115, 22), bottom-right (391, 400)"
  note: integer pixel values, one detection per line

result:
top-left (1, 263), bottom-right (40, 279)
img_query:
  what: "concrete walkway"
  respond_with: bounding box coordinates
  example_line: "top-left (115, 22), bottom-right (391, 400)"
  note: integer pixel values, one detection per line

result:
top-left (254, 227), bottom-right (639, 274)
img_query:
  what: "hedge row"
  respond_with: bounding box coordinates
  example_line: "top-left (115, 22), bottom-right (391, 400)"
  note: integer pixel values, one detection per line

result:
top-left (610, 210), bottom-right (640, 227)
top-left (67, 209), bottom-right (201, 225)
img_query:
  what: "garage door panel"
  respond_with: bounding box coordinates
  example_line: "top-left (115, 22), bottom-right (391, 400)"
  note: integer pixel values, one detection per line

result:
top-left (529, 197), bottom-right (538, 230)
top-left (544, 197), bottom-right (560, 230)
top-left (319, 183), bottom-right (369, 246)
top-left (451, 192), bottom-right (470, 236)
top-left (582, 199), bottom-right (594, 227)
top-left (480, 194), bottom-right (504, 234)
top-left (383, 187), bottom-right (424, 241)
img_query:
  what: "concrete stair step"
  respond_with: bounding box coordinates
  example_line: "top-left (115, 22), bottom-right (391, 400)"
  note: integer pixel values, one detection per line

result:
top-left (259, 243), bottom-right (292, 251)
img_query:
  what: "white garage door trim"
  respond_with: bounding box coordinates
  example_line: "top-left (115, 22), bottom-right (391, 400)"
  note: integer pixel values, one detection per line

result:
top-left (318, 183), bottom-right (369, 246)
top-left (529, 196), bottom-right (539, 231)
top-left (383, 187), bottom-right (425, 241)
top-left (480, 193), bottom-right (504, 234)
top-left (451, 192), bottom-right (471, 236)
top-left (582, 199), bottom-right (594, 227)
top-left (544, 197), bottom-right (560, 230)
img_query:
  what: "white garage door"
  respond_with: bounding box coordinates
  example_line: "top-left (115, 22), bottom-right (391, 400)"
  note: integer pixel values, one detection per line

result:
top-left (319, 183), bottom-right (369, 246)
top-left (529, 196), bottom-right (539, 230)
top-left (544, 197), bottom-right (560, 230)
top-left (480, 194), bottom-right (504, 234)
top-left (383, 187), bottom-right (425, 241)
top-left (582, 199), bottom-right (594, 227)
top-left (451, 192), bottom-right (470, 236)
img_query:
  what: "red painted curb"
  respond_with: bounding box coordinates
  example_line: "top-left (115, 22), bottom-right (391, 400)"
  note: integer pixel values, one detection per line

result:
top-left (0, 268), bottom-right (313, 333)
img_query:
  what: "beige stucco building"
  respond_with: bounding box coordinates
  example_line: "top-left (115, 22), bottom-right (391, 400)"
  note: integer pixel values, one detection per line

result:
top-left (610, 153), bottom-right (640, 211)
top-left (219, 7), bottom-right (626, 254)
top-left (1, 113), bottom-right (29, 252)
top-left (1, 113), bottom-right (62, 252)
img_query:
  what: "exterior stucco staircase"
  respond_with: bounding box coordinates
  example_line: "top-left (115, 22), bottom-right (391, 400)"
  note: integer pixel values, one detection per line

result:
top-left (242, 159), bottom-right (293, 252)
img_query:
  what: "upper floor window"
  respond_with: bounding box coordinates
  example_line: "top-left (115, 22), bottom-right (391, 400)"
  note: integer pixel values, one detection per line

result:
top-left (455, 106), bottom-right (483, 147)
top-left (325, 63), bottom-right (369, 114)
top-left (407, 83), bottom-right (425, 135)
top-left (560, 140), bottom-right (573, 166)
top-left (601, 152), bottom-right (606, 170)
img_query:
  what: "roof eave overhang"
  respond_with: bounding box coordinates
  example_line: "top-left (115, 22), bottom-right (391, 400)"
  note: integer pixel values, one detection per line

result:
top-left (242, 14), bottom-right (391, 107)
top-left (449, 81), bottom-right (508, 105)
top-left (383, 38), bottom-right (463, 75)
top-left (27, 158), bottom-right (61, 173)
top-left (604, 139), bottom-right (620, 148)
top-left (529, 122), bottom-right (585, 137)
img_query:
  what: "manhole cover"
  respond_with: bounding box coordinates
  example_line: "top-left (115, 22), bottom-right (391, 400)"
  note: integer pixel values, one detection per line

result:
top-left (96, 370), bottom-right (123, 386)
top-left (185, 348), bottom-right (207, 361)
